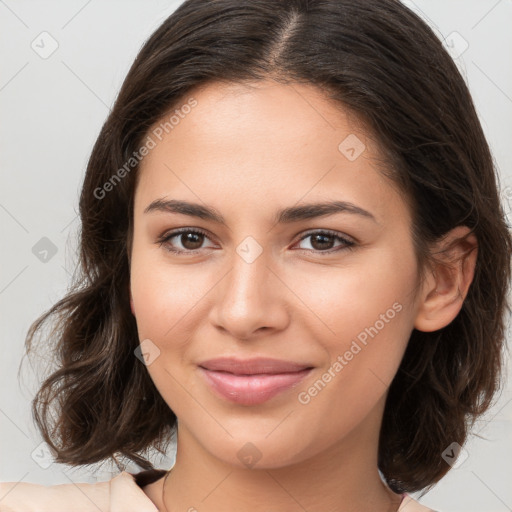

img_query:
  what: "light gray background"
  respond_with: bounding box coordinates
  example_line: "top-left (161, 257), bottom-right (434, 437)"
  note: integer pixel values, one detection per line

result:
top-left (1, 1), bottom-right (511, 511)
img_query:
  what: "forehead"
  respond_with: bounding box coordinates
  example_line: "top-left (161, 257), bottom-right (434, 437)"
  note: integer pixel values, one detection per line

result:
top-left (134, 79), bottom-right (406, 226)
top-left (158, 79), bottom-right (368, 148)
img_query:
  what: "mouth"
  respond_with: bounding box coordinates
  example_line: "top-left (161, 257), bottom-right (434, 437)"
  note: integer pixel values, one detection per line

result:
top-left (198, 357), bottom-right (314, 405)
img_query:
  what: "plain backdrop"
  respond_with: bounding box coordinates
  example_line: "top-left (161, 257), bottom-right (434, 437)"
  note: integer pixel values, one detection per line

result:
top-left (1, 1), bottom-right (511, 511)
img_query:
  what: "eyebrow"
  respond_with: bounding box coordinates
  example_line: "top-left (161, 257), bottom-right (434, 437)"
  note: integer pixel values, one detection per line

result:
top-left (143, 198), bottom-right (377, 225)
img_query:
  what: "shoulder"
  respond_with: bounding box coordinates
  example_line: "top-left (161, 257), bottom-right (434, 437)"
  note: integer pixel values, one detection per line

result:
top-left (398, 493), bottom-right (440, 512)
top-left (0, 475), bottom-right (111, 512)
top-left (0, 470), bottom-right (162, 512)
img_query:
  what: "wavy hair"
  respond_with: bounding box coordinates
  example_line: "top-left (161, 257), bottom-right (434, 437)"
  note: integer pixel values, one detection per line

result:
top-left (23, 0), bottom-right (512, 493)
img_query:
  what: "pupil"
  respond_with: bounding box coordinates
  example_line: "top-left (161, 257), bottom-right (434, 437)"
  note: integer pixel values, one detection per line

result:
top-left (312, 234), bottom-right (333, 250)
top-left (182, 233), bottom-right (203, 250)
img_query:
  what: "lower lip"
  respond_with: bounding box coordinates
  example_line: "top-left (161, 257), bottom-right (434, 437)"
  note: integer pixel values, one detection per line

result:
top-left (199, 367), bottom-right (313, 405)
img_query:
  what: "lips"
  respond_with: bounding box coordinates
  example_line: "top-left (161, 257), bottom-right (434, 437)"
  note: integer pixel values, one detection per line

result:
top-left (198, 357), bottom-right (313, 405)
top-left (199, 357), bottom-right (312, 375)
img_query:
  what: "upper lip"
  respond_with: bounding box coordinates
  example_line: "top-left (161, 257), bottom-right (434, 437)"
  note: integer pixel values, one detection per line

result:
top-left (199, 357), bottom-right (313, 375)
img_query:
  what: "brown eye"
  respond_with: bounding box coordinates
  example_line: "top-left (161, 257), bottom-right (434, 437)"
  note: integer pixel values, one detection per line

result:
top-left (309, 233), bottom-right (336, 251)
top-left (178, 232), bottom-right (204, 250)
top-left (295, 230), bottom-right (355, 255)
top-left (157, 228), bottom-right (215, 254)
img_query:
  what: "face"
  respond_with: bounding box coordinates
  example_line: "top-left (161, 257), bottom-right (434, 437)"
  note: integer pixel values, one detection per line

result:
top-left (129, 79), bottom-right (423, 469)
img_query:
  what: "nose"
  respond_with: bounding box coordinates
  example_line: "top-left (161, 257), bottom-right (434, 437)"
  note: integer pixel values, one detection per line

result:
top-left (208, 244), bottom-right (290, 341)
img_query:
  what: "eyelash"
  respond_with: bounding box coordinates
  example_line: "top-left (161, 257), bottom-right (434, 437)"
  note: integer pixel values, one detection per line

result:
top-left (156, 228), bottom-right (356, 256)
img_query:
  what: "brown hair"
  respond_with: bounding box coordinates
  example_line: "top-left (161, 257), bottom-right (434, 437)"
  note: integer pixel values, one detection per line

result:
top-left (23, 0), bottom-right (512, 494)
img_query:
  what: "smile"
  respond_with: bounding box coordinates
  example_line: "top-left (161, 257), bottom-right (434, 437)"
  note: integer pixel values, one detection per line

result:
top-left (199, 368), bottom-right (313, 405)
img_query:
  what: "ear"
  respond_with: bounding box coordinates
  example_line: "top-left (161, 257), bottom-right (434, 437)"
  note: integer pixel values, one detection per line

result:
top-left (414, 226), bottom-right (478, 332)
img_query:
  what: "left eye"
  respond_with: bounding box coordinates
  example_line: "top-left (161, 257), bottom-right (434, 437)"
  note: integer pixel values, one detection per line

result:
top-left (295, 230), bottom-right (355, 253)
top-left (157, 229), bottom-right (355, 255)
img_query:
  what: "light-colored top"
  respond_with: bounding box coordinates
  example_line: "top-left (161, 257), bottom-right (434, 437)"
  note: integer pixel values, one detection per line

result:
top-left (0, 470), bottom-right (436, 511)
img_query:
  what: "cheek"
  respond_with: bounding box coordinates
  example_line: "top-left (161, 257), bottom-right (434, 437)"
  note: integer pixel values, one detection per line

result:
top-left (290, 248), bottom-right (416, 407)
top-left (130, 249), bottom-right (212, 340)
top-left (290, 249), bottom-right (416, 344)
top-left (129, 251), bottom-right (207, 413)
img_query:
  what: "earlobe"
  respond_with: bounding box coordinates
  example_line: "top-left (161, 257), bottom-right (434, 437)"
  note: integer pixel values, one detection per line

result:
top-left (414, 226), bottom-right (478, 332)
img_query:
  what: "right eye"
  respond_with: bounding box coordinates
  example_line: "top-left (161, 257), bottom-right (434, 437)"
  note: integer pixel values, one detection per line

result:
top-left (157, 228), bottom-right (216, 255)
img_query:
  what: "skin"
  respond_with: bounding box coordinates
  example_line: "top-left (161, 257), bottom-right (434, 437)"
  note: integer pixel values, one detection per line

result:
top-left (128, 79), bottom-right (477, 511)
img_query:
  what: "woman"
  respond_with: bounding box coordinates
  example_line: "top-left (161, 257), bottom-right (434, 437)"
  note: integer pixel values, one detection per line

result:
top-left (1, 0), bottom-right (510, 511)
